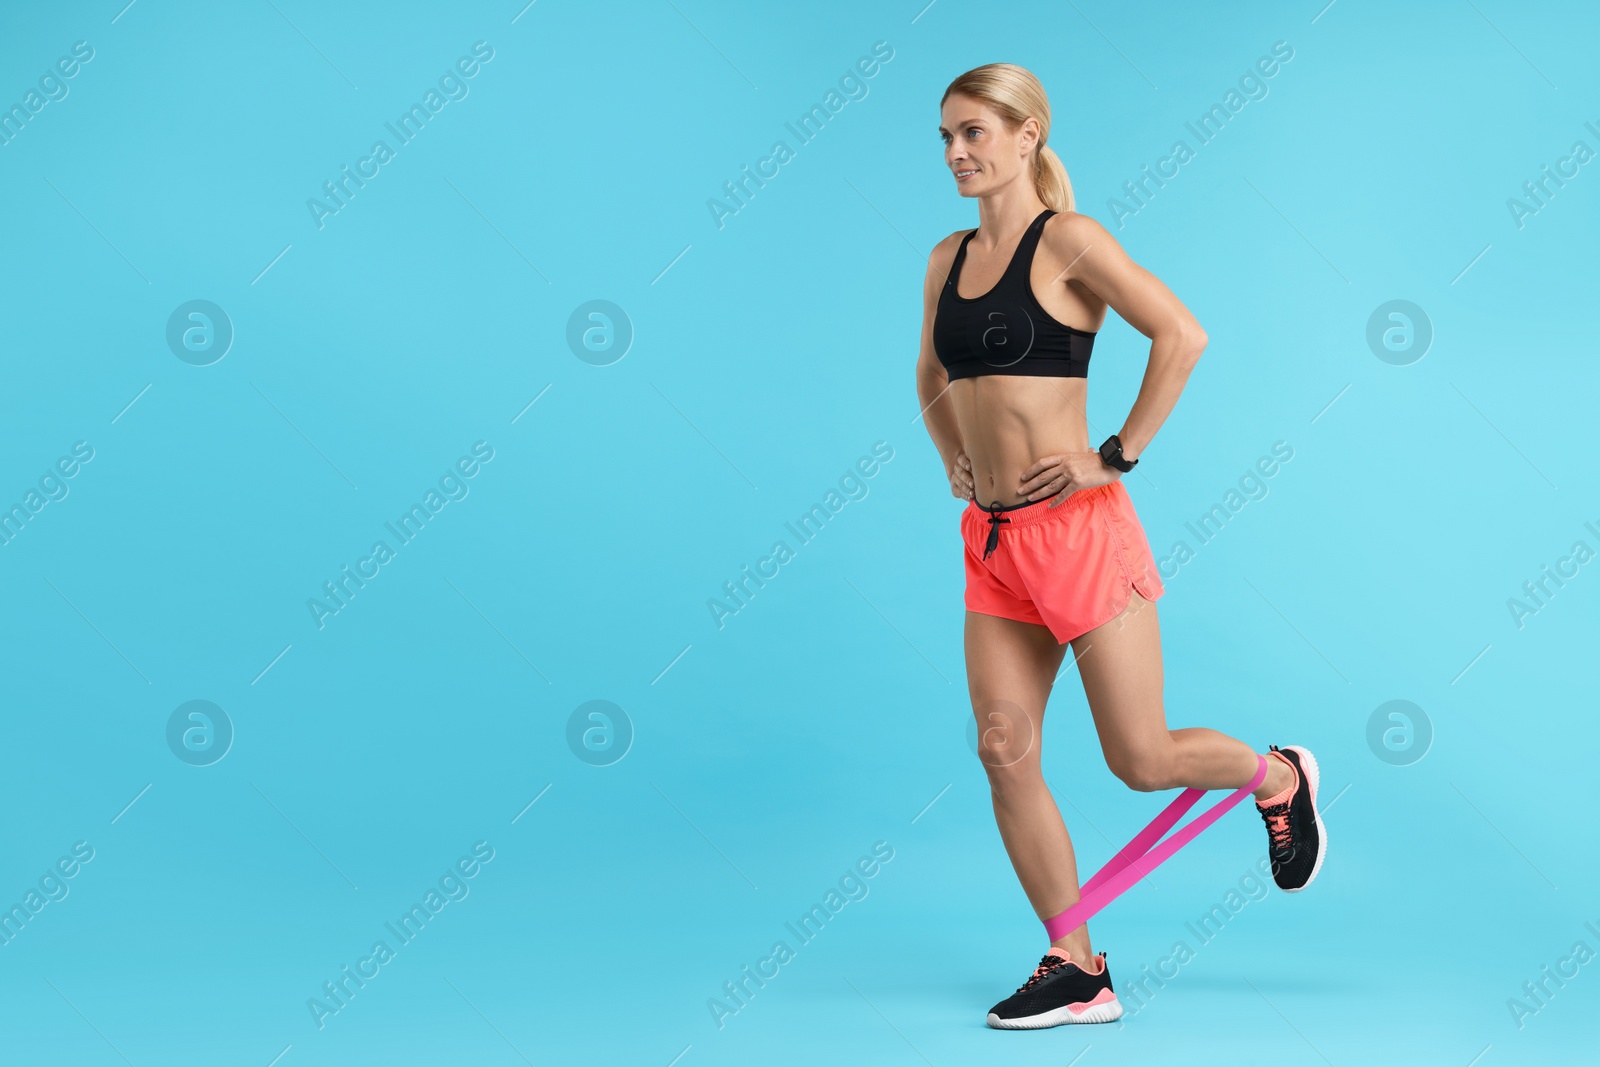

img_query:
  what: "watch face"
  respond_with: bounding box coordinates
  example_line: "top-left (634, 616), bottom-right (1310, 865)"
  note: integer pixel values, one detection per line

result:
top-left (1100, 437), bottom-right (1131, 471)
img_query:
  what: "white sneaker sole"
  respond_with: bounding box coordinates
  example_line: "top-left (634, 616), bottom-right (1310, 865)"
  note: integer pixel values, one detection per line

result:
top-left (1279, 745), bottom-right (1327, 893)
top-left (986, 997), bottom-right (1124, 1028)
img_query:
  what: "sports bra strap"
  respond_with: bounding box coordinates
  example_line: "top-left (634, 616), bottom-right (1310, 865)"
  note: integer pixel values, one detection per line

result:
top-left (951, 209), bottom-right (1056, 293)
top-left (1009, 209), bottom-right (1055, 282)
top-left (951, 228), bottom-right (977, 273)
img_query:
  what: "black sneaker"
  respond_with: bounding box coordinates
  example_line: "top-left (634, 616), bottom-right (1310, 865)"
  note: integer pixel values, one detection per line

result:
top-left (1256, 744), bottom-right (1326, 892)
top-left (986, 947), bottom-right (1122, 1028)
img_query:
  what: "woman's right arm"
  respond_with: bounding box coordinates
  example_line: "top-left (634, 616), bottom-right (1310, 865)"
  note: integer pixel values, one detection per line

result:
top-left (916, 235), bottom-right (973, 500)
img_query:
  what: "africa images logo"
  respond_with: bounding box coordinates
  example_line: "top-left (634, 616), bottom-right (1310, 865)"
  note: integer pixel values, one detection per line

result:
top-left (978, 302), bottom-right (1035, 369)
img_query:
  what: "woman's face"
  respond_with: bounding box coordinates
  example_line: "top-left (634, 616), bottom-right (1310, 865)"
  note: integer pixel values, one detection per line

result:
top-left (940, 93), bottom-right (1035, 198)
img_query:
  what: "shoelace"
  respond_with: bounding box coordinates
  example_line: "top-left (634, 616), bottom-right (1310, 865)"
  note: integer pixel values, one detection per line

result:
top-left (1017, 953), bottom-right (1069, 993)
top-left (1260, 801), bottom-right (1293, 855)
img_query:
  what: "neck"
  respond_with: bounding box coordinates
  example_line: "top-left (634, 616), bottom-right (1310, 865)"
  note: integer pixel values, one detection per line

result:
top-left (974, 183), bottom-right (1048, 246)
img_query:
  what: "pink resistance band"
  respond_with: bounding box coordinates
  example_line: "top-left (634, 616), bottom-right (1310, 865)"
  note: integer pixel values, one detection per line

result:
top-left (1043, 754), bottom-right (1270, 941)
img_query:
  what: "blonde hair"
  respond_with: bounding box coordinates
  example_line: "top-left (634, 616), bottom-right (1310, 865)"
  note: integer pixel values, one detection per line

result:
top-left (941, 63), bottom-right (1074, 213)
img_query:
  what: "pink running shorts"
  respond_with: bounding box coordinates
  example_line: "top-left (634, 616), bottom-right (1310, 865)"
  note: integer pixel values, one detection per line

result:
top-left (960, 480), bottom-right (1165, 643)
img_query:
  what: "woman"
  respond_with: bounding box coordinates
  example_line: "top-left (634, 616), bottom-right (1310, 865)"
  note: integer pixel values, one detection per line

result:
top-left (916, 63), bottom-right (1327, 1029)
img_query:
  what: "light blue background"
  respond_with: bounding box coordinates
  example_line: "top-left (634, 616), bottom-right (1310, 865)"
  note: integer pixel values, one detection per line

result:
top-left (1, 1), bottom-right (1596, 1064)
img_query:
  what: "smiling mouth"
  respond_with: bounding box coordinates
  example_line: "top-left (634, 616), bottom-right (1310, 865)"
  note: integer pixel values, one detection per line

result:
top-left (955, 169), bottom-right (979, 182)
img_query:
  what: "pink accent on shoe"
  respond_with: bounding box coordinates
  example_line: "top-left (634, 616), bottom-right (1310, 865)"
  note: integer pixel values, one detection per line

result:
top-left (1067, 988), bottom-right (1118, 1015)
top-left (1254, 751), bottom-right (1299, 808)
top-left (1284, 745), bottom-right (1318, 807)
top-left (1045, 946), bottom-right (1107, 974)
top-left (1263, 810), bottom-right (1291, 853)
top-left (1025, 950), bottom-right (1071, 985)
top-left (1042, 755), bottom-right (1269, 941)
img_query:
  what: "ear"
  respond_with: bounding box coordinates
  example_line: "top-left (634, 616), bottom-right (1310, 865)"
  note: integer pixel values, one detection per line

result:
top-left (1017, 115), bottom-right (1042, 156)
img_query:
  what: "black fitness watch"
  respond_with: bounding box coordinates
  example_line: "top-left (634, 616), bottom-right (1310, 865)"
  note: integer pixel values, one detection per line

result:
top-left (1098, 434), bottom-right (1138, 472)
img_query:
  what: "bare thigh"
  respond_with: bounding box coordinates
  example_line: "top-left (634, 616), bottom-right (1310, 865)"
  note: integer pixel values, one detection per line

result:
top-left (965, 611), bottom-right (1069, 760)
top-left (1067, 589), bottom-right (1171, 785)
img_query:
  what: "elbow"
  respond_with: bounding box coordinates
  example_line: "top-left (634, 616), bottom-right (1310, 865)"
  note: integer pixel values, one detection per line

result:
top-left (1177, 323), bottom-right (1207, 367)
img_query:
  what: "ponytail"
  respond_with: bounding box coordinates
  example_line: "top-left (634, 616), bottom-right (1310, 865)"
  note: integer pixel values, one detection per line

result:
top-left (1034, 144), bottom-right (1074, 213)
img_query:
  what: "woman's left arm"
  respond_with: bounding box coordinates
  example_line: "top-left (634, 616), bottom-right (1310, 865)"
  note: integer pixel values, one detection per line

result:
top-left (1050, 212), bottom-right (1208, 463)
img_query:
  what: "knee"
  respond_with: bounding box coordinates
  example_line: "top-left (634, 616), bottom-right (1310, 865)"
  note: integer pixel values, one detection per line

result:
top-left (973, 716), bottom-right (1042, 791)
top-left (980, 757), bottom-right (1043, 806)
top-left (1106, 746), bottom-right (1176, 792)
top-left (977, 745), bottom-right (1042, 793)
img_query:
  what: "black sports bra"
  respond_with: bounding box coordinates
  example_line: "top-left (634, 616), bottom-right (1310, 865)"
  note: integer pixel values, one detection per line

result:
top-left (932, 209), bottom-right (1097, 381)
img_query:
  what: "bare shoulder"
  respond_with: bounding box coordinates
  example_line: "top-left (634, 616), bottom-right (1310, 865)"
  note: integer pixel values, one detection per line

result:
top-left (927, 228), bottom-right (970, 272)
top-left (1040, 210), bottom-right (1119, 258)
top-left (923, 228), bottom-right (971, 296)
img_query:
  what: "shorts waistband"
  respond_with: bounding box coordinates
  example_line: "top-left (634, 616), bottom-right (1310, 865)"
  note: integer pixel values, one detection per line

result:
top-left (964, 480), bottom-right (1118, 528)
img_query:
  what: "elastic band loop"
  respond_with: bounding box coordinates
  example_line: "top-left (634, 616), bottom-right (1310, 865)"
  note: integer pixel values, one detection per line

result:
top-left (1042, 754), bottom-right (1269, 940)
